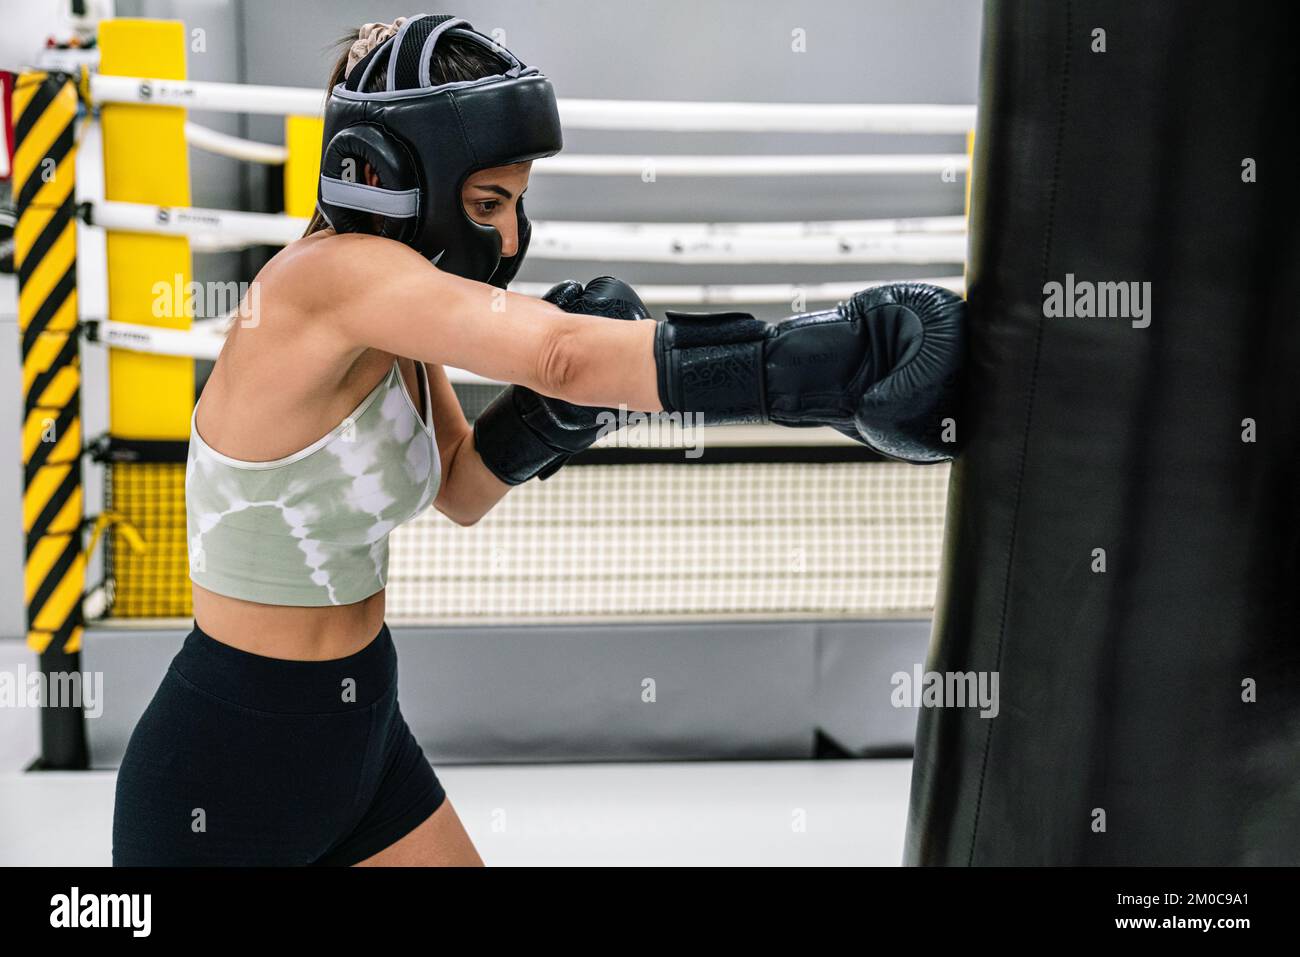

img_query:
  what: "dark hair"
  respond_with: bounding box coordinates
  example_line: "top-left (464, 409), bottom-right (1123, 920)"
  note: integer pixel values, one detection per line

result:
top-left (302, 26), bottom-right (510, 237)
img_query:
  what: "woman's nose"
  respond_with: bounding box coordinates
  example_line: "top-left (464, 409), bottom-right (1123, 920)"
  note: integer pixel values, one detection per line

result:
top-left (496, 214), bottom-right (519, 257)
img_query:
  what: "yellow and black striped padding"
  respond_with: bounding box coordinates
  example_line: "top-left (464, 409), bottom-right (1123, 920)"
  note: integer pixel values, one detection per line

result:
top-left (13, 71), bottom-right (85, 656)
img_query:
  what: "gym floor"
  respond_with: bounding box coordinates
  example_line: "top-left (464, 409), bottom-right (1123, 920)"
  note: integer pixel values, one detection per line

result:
top-left (0, 639), bottom-right (910, 866)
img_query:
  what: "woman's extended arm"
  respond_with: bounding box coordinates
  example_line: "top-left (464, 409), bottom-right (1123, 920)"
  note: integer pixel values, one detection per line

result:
top-left (281, 232), bottom-right (663, 413)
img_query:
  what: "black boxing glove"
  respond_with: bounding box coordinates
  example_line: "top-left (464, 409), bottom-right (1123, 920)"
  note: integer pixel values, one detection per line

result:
top-left (654, 282), bottom-right (965, 462)
top-left (473, 276), bottom-right (651, 485)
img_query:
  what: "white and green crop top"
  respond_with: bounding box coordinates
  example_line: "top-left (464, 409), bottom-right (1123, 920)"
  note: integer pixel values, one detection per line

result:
top-left (186, 359), bottom-right (440, 606)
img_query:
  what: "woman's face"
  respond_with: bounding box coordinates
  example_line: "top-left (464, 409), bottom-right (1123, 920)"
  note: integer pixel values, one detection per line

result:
top-left (460, 162), bottom-right (534, 258)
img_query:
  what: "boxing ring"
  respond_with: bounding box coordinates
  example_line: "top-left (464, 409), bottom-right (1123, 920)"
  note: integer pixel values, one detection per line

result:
top-left (11, 19), bottom-right (971, 773)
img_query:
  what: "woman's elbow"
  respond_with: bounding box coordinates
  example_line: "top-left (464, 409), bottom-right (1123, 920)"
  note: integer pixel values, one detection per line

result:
top-left (533, 314), bottom-right (659, 410)
top-left (434, 499), bottom-right (485, 527)
top-left (433, 475), bottom-right (489, 527)
top-left (534, 321), bottom-right (586, 400)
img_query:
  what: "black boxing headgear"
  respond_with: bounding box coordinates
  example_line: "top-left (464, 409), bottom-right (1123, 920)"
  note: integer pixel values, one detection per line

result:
top-left (316, 14), bottom-right (563, 287)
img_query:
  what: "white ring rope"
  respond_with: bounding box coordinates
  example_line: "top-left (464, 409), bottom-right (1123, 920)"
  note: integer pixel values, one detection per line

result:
top-left (510, 275), bottom-right (967, 306)
top-left (532, 232), bottom-right (965, 265)
top-left (90, 74), bottom-right (326, 116)
top-left (184, 122), bottom-right (288, 164)
top-left (86, 199), bottom-right (306, 245)
top-left (539, 153), bottom-right (968, 177)
top-left (83, 200), bottom-right (967, 264)
top-left (543, 215), bottom-right (967, 238)
top-left (559, 99), bottom-right (976, 134)
top-left (89, 74), bottom-right (975, 134)
top-left (533, 230), bottom-right (972, 263)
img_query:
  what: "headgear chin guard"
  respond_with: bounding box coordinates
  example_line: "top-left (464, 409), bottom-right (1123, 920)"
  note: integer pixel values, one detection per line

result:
top-left (316, 14), bottom-right (563, 287)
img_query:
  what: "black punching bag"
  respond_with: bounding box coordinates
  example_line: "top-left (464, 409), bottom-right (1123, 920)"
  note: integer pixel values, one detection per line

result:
top-left (905, 0), bottom-right (1300, 864)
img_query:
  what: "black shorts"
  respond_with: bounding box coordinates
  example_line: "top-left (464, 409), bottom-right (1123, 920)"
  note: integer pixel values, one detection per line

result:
top-left (112, 621), bottom-right (446, 866)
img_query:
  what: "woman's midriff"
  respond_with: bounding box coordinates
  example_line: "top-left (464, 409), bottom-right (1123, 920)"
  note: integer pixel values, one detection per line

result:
top-left (192, 583), bottom-right (387, 661)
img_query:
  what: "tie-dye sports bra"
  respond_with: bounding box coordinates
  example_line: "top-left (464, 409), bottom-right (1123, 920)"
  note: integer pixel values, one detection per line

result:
top-left (186, 359), bottom-right (441, 606)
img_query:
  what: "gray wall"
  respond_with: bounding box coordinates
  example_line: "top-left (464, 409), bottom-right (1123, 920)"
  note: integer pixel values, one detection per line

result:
top-left (85, 619), bottom-right (933, 766)
top-left (0, 1), bottom-right (980, 639)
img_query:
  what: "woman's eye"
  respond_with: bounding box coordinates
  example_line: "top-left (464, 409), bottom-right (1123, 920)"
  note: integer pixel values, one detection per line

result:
top-left (475, 200), bottom-right (500, 215)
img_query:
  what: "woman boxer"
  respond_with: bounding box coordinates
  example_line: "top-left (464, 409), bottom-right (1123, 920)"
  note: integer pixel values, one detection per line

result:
top-left (112, 15), bottom-right (963, 866)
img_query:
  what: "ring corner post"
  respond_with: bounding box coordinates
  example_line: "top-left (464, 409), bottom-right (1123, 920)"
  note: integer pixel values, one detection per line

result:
top-left (13, 69), bottom-right (89, 770)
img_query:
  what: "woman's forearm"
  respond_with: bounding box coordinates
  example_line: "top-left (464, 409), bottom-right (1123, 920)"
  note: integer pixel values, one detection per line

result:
top-left (432, 427), bottom-right (511, 526)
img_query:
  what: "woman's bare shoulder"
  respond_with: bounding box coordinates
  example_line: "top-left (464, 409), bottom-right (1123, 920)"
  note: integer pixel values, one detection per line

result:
top-left (199, 236), bottom-right (393, 459)
top-left (253, 230), bottom-right (469, 363)
top-left (261, 230), bottom-right (429, 305)
top-left (235, 232), bottom-right (382, 346)
top-left (212, 233), bottom-right (389, 392)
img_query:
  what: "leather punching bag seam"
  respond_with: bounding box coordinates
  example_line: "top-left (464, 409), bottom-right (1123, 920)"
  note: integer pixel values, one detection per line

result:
top-left (966, 0), bottom-right (1073, 866)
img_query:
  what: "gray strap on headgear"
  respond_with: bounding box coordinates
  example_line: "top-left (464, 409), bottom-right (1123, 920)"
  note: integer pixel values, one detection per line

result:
top-left (318, 178), bottom-right (418, 217)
